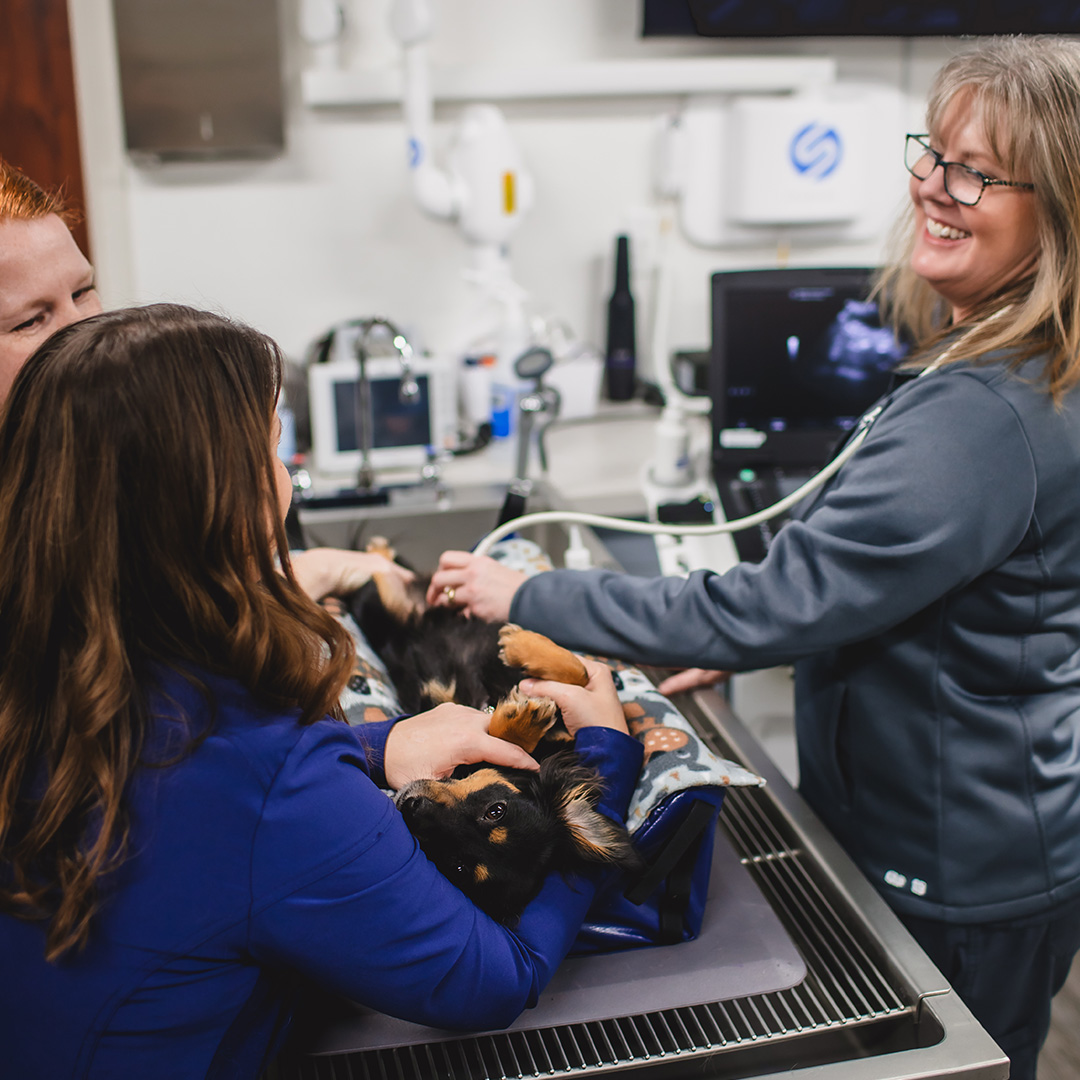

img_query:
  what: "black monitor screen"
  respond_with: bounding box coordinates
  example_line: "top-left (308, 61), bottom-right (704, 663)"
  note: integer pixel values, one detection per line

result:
top-left (333, 373), bottom-right (432, 452)
top-left (643, 1), bottom-right (1080, 37)
top-left (711, 267), bottom-right (908, 464)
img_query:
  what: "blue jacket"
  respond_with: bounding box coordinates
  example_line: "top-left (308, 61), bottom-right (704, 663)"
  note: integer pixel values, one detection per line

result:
top-left (512, 356), bottom-right (1080, 923)
top-left (0, 668), bottom-right (643, 1079)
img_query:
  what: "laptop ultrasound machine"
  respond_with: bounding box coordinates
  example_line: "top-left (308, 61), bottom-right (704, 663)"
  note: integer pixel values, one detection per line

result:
top-left (710, 267), bottom-right (908, 562)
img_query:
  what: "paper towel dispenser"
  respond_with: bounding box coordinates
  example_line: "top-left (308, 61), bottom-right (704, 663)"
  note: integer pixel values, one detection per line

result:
top-left (112, 0), bottom-right (284, 162)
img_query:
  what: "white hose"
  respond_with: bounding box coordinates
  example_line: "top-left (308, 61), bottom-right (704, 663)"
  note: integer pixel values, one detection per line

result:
top-left (473, 421), bottom-right (872, 558)
top-left (474, 309), bottom-right (1008, 562)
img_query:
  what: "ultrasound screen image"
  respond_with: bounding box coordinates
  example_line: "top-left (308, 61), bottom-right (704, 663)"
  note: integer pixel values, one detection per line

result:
top-left (720, 282), bottom-right (908, 432)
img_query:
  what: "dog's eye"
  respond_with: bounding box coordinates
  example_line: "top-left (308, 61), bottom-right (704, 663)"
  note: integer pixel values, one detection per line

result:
top-left (454, 863), bottom-right (467, 875)
top-left (484, 802), bottom-right (507, 822)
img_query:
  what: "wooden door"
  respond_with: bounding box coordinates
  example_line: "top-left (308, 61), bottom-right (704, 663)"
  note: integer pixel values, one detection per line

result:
top-left (0, 0), bottom-right (91, 258)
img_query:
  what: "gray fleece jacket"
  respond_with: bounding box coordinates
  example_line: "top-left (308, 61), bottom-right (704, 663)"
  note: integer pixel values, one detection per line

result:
top-left (511, 355), bottom-right (1080, 922)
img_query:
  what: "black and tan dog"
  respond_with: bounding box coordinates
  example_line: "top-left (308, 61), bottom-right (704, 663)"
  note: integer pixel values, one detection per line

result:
top-left (346, 542), bottom-right (640, 924)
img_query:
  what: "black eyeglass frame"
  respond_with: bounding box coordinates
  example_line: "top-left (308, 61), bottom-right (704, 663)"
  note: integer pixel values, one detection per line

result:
top-left (904, 134), bottom-right (1035, 207)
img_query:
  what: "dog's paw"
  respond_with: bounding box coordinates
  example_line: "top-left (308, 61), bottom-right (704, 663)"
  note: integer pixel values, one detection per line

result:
top-left (498, 625), bottom-right (588, 687)
top-left (364, 536), bottom-right (397, 562)
top-left (490, 687), bottom-right (559, 752)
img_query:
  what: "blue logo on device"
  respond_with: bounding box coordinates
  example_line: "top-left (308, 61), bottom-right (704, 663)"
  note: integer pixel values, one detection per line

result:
top-left (407, 137), bottom-right (423, 169)
top-left (789, 123), bottom-right (842, 180)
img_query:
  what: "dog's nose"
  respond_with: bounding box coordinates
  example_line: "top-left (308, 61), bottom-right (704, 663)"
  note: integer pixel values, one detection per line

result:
top-left (395, 790), bottom-right (436, 824)
top-left (395, 790), bottom-right (421, 811)
top-left (393, 780), bottom-right (426, 805)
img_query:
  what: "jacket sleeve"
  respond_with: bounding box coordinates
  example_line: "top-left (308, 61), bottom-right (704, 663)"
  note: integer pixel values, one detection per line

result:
top-left (511, 371), bottom-right (1037, 672)
top-left (246, 720), bottom-right (642, 1032)
top-left (341, 714), bottom-right (400, 789)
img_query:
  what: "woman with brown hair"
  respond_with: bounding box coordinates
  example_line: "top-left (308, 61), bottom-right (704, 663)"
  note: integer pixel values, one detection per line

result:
top-left (0, 304), bottom-right (641, 1078)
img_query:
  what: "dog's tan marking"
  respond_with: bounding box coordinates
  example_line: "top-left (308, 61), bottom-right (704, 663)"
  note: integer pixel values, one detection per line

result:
top-left (489, 687), bottom-right (558, 752)
top-left (403, 780), bottom-right (454, 806)
top-left (445, 769), bottom-right (521, 799)
top-left (488, 827), bottom-right (508, 845)
top-left (372, 570), bottom-right (424, 622)
top-left (364, 537), bottom-right (397, 562)
top-left (474, 864), bottom-right (490, 883)
top-left (420, 678), bottom-right (457, 705)
top-left (498, 625), bottom-right (588, 687)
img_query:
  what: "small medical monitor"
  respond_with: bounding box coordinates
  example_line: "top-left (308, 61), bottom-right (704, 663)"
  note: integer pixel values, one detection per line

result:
top-left (710, 267), bottom-right (908, 470)
top-left (307, 355), bottom-right (455, 476)
top-left (333, 370), bottom-right (432, 452)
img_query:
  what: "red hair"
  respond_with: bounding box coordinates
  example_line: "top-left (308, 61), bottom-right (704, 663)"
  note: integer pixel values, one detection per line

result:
top-left (0, 156), bottom-right (77, 225)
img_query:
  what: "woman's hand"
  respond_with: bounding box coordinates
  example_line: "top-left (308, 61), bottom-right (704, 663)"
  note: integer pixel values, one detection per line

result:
top-left (426, 551), bottom-right (527, 622)
top-left (290, 547), bottom-right (414, 602)
top-left (383, 703), bottom-right (540, 790)
top-left (519, 657), bottom-right (629, 738)
top-left (655, 667), bottom-right (731, 697)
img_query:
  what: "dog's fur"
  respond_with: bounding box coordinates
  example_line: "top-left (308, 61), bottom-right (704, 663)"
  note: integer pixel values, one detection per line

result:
top-left (345, 542), bottom-right (640, 923)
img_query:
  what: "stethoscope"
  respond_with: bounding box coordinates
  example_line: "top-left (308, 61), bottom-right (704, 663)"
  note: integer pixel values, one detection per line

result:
top-left (472, 317), bottom-right (992, 561)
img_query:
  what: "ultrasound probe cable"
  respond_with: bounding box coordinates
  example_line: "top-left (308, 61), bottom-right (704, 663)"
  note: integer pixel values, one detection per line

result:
top-left (472, 313), bottom-right (1000, 562)
top-left (472, 411), bottom-right (877, 558)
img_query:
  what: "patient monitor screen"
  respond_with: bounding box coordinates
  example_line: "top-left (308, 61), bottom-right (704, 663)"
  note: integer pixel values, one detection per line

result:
top-left (714, 269), bottom-right (908, 435)
top-left (333, 374), bottom-right (433, 452)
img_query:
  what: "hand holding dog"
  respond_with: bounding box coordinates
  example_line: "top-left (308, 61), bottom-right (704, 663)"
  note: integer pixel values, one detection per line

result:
top-left (426, 551), bottom-right (526, 621)
top-left (383, 703), bottom-right (541, 790)
top-left (291, 548), bottom-right (415, 602)
top-left (519, 657), bottom-right (629, 738)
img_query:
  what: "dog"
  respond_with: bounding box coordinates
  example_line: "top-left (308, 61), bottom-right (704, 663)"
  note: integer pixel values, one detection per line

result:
top-left (344, 541), bottom-right (640, 924)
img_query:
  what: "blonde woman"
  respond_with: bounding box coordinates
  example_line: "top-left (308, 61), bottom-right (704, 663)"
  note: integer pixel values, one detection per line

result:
top-left (429, 37), bottom-right (1080, 1077)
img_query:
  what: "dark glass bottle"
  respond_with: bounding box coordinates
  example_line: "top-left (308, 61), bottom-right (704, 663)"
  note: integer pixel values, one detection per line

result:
top-left (605, 234), bottom-right (636, 401)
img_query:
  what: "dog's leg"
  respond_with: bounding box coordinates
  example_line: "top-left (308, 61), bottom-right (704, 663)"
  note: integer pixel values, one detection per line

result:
top-left (498, 625), bottom-right (589, 687)
top-left (489, 687), bottom-right (560, 753)
top-left (371, 570), bottom-right (427, 620)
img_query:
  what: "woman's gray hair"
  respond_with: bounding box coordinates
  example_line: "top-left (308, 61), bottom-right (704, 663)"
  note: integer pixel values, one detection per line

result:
top-left (877, 35), bottom-right (1080, 400)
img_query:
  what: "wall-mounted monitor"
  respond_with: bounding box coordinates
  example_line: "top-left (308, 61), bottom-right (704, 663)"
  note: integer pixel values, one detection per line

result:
top-left (643, 1), bottom-right (1080, 37)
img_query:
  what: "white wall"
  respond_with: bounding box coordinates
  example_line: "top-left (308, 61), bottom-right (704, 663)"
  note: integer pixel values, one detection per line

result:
top-left (68, 0), bottom-right (959, 369)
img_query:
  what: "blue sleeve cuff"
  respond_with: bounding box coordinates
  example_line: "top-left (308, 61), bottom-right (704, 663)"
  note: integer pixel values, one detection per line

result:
top-left (570, 726), bottom-right (644, 822)
top-left (346, 715), bottom-right (407, 789)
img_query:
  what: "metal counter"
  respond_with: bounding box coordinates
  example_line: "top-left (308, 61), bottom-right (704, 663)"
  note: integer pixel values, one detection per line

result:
top-left (274, 490), bottom-right (1010, 1080)
top-left (270, 684), bottom-right (1008, 1080)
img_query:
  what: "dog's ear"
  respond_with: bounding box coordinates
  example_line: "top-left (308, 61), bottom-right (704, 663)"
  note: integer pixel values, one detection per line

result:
top-left (541, 755), bottom-right (641, 870)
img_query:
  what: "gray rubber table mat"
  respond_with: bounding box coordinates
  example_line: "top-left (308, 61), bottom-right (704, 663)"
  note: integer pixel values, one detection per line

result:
top-left (306, 826), bottom-right (806, 1054)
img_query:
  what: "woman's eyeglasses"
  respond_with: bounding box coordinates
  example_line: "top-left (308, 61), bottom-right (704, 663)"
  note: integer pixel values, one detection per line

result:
top-left (904, 134), bottom-right (1034, 207)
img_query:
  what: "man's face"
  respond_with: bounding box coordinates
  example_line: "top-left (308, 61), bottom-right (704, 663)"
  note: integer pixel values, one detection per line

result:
top-left (0, 214), bottom-right (102, 404)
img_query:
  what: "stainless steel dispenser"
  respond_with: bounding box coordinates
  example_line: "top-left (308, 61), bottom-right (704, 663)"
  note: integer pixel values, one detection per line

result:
top-left (111, 0), bottom-right (285, 161)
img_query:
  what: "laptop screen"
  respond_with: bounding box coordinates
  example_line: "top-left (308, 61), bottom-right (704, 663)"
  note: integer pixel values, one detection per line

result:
top-left (710, 267), bottom-right (908, 469)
